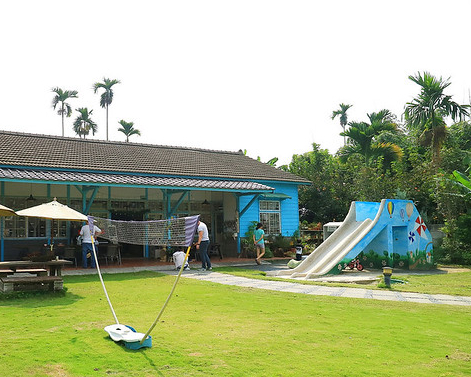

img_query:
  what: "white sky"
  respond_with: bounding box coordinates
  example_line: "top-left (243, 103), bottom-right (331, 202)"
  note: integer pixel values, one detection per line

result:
top-left (1, 0), bottom-right (471, 166)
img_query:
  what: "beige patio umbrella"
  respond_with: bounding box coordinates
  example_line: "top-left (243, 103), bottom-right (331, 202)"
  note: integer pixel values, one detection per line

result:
top-left (0, 204), bottom-right (16, 217)
top-left (16, 198), bottom-right (87, 221)
top-left (16, 198), bottom-right (88, 249)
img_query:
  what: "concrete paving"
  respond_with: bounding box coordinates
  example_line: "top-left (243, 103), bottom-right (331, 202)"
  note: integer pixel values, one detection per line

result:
top-left (171, 270), bottom-right (471, 306)
top-left (62, 261), bottom-right (471, 307)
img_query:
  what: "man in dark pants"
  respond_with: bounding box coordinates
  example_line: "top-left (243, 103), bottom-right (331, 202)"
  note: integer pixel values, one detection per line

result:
top-left (196, 220), bottom-right (211, 271)
top-left (79, 222), bottom-right (102, 268)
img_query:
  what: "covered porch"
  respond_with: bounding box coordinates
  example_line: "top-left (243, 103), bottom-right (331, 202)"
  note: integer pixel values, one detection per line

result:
top-left (0, 167), bottom-right (275, 261)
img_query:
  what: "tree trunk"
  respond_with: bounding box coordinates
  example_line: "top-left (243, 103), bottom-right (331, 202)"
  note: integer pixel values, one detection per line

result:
top-left (61, 104), bottom-right (65, 137)
top-left (106, 105), bottom-right (109, 141)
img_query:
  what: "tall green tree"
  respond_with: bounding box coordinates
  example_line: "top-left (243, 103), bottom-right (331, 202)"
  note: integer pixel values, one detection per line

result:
top-left (331, 103), bottom-right (353, 145)
top-left (404, 71), bottom-right (469, 163)
top-left (281, 143), bottom-right (351, 223)
top-left (93, 78), bottom-right (120, 141)
top-left (117, 120), bottom-right (141, 142)
top-left (73, 108), bottom-right (97, 138)
top-left (339, 109), bottom-right (403, 167)
top-left (51, 87), bottom-right (78, 137)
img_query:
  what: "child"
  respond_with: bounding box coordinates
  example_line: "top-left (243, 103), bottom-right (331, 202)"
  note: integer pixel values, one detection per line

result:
top-left (253, 223), bottom-right (265, 265)
top-left (173, 250), bottom-right (190, 270)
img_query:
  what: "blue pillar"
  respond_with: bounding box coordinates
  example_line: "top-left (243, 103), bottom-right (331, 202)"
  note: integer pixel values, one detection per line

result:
top-left (47, 184), bottom-right (51, 245)
top-left (144, 188), bottom-right (149, 258)
top-left (66, 185), bottom-right (71, 244)
top-left (1, 182), bottom-right (4, 261)
top-left (236, 195), bottom-right (241, 255)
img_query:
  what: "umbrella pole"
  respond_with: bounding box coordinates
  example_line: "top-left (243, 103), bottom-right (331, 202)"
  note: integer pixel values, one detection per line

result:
top-left (50, 220), bottom-right (54, 253)
top-left (91, 235), bottom-right (119, 324)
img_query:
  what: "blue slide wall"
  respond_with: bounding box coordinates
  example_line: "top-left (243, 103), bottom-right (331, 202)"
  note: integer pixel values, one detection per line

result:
top-left (329, 199), bottom-right (434, 273)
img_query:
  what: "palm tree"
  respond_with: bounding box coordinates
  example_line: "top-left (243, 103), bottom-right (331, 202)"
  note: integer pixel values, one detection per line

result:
top-left (51, 87), bottom-right (78, 137)
top-left (117, 120), bottom-right (141, 142)
top-left (331, 103), bottom-right (353, 145)
top-left (405, 71), bottom-right (469, 163)
top-left (339, 109), bottom-right (402, 167)
top-left (93, 78), bottom-right (121, 141)
top-left (73, 108), bottom-right (97, 138)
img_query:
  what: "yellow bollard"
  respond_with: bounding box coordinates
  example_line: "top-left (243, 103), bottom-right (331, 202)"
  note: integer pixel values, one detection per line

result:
top-left (382, 266), bottom-right (393, 288)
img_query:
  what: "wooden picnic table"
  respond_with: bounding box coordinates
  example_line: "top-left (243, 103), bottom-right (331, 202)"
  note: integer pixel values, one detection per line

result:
top-left (0, 259), bottom-right (73, 276)
top-left (0, 260), bottom-right (72, 292)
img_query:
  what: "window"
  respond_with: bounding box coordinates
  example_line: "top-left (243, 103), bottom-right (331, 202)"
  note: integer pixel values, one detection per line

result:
top-left (259, 200), bottom-right (281, 234)
top-left (4, 216), bottom-right (27, 238)
top-left (3, 216), bottom-right (67, 238)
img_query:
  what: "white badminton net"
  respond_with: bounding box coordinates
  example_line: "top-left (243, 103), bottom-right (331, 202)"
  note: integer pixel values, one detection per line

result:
top-left (93, 215), bottom-right (200, 247)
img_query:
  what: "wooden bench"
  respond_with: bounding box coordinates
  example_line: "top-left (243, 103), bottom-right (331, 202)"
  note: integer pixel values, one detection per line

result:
top-left (15, 268), bottom-right (48, 276)
top-left (0, 269), bottom-right (14, 277)
top-left (0, 276), bottom-right (63, 292)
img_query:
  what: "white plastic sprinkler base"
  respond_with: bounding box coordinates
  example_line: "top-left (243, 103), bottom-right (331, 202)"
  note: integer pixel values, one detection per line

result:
top-left (104, 324), bottom-right (152, 350)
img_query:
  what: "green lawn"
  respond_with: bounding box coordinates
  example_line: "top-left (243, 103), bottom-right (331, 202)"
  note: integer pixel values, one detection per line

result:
top-left (393, 270), bottom-right (471, 296)
top-left (0, 271), bottom-right (470, 376)
top-left (215, 266), bottom-right (471, 296)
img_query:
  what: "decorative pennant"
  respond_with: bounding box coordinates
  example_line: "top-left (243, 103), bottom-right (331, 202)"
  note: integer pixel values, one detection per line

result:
top-left (414, 216), bottom-right (428, 239)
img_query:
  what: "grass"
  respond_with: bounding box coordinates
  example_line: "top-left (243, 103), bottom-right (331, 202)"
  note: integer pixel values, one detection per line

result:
top-left (213, 266), bottom-right (471, 296)
top-left (0, 271), bottom-right (470, 376)
top-left (393, 271), bottom-right (471, 296)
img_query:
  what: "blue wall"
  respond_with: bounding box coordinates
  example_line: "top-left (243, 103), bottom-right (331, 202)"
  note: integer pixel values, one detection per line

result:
top-left (239, 181), bottom-right (300, 238)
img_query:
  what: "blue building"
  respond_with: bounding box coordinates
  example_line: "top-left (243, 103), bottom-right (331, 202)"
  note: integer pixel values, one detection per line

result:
top-left (0, 131), bottom-right (309, 260)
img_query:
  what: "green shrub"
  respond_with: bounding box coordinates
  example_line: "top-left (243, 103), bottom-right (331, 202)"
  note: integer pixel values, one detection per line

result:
top-left (241, 221), bottom-right (259, 255)
top-left (439, 217), bottom-right (471, 264)
top-left (263, 246), bottom-right (273, 258)
top-left (267, 234), bottom-right (291, 251)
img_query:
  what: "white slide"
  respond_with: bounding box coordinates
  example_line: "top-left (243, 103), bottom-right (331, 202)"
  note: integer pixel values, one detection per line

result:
top-left (277, 201), bottom-right (385, 279)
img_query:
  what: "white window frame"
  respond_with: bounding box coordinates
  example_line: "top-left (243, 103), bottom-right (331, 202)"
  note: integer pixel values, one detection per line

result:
top-left (259, 200), bottom-right (281, 235)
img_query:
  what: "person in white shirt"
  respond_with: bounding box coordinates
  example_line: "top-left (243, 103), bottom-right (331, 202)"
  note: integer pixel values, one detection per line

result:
top-left (196, 220), bottom-right (211, 271)
top-left (79, 222), bottom-right (102, 268)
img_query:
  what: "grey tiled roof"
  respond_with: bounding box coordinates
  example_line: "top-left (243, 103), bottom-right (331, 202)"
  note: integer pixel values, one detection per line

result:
top-left (0, 131), bottom-right (309, 184)
top-left (0, 167), bottom-right (274, 191)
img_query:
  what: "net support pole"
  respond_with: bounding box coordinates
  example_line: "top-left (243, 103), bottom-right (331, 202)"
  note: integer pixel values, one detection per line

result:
top-left (91, 235), bottom-right (120, 324)
top-left (140, 245), bottom-right (191, 344)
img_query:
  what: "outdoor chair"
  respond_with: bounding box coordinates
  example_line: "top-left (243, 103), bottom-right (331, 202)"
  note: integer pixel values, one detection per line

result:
top-left (63, 246), bottom-right (77, 267)
top-left (209, 243), bottom-right (223, 259)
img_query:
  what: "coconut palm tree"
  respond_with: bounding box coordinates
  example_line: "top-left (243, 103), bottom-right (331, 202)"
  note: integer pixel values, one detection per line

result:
top-left (51, 87), bottom-right (78, 137)
top-left (339, 109), bottom-right (402, 167)
top-left (73, 108), bottom-right (97, 139)
top-left (117, 120), bottom-right (141, 142)
top-left (405, 71), bottom-right (469, 163)
top-left (93, 78), bottom-right (121, 141)
top-left (331, 103), bottom-right (353, 145)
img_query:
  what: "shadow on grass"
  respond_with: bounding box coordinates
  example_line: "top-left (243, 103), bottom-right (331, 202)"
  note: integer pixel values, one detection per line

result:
top-left (101, 335), bottom-right (165, 375)
top-left (0, 288), bottom-right (84, 307)
top-left (0, 272), bottom-right (168, 307)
